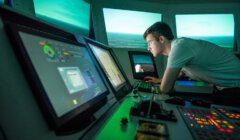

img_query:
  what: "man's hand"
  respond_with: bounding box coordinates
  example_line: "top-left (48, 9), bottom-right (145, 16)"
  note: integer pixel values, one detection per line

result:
top-left (143, 76), bottom-right (161, 84)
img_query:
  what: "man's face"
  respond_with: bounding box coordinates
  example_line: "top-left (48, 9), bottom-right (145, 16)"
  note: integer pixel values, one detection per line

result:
top-left (146, 34), bottom-right (162, 57)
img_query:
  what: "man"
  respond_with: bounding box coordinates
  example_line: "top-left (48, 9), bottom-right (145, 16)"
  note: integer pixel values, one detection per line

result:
top-left (143, 21), bottom-right (240, 96)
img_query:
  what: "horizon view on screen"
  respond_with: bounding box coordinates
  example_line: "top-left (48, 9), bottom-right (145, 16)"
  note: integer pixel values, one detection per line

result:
top-left (176, 14), bottom-right (234, 49)
top-left (33, 0), bottom-right (90, 36)
top-left (103, 8), bottom-right (162, 49)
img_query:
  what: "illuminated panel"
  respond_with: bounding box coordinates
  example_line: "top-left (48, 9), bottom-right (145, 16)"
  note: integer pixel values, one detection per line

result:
top-left (175, 81), bottom-right (208, 86)
top-left (176, 14), bottom-right (235, 50)
top-left (33, 0), bottom-right (90, 36)
top-left (214, 106), bottom-right (240, 120)
top-left (103, 8), bottom-right (162, 48)
top-left (178, 107), bottom-right (240, 139)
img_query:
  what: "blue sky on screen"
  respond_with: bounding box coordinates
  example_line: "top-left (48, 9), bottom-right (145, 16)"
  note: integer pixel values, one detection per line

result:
top-left (133, 55), bottom-right (153, 64)
top-left (103, 8), bottom-right (162, 35)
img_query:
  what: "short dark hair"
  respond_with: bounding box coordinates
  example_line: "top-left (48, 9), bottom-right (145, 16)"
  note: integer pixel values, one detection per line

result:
top-left (143, 22), bottom-right (174, 41)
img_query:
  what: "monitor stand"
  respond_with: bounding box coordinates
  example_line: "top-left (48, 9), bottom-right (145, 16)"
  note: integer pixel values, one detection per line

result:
top-left (130, 92), bottom-right (177, 122)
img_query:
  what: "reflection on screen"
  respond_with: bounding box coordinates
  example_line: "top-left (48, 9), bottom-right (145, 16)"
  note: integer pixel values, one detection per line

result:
top-left (88, 43), bottom-right (126, 90)
top-left (19, 32), bottom-right (107, 117)
top-left (58, 67), bottom-right (88, 94)
top-left (103, 8), bottom-right (162, 48)
top-left (176, 14), bottom-right (234, 49)
top-left (33, 0), bottom-right (90, 36)
top-left (133, 55), bottom-right (155, 73)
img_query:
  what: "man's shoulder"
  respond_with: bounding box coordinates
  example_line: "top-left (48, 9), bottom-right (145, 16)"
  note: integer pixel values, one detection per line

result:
top-left (172, 37), bottom-right (210, 50)
top-left (173, 37), bottom-right (194, 43)
top-left (171, 37), bottom-right (194, 51)
top-left (172, 37), bottom-right (192, 47)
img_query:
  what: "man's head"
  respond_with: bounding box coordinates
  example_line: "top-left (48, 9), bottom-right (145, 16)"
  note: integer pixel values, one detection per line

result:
top-left (144, 22), bottom-right (174, 57)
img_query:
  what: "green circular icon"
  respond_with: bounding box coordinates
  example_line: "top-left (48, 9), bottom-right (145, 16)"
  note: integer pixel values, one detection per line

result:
top-left (43, 45), bottom-right (56, 58)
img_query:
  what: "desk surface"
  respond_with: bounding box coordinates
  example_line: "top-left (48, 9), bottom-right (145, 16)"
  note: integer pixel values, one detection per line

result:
top-left (93, 93), bottom-right (193, 140)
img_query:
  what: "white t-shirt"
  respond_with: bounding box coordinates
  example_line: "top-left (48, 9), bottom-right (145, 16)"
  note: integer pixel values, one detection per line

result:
top-left (167, 37), bottom-right (240, 88)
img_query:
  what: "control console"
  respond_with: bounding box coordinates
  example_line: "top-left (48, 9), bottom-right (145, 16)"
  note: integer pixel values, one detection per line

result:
top-left (178, 106), bottom-right (240, 139)
top-left (130, 99), bottom-right (177, 122)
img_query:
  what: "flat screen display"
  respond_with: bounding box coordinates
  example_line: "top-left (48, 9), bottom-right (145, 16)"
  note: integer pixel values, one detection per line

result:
top-left (103, 8), bottom-right (162, 48)
top-left (90, 45), bottom-right (126, 89)
top-left (18, 31), bottom-right (107, 117)
top-left (84, 37), bottom-right (132, 100)
top-left (128, 51), bottom-right (158, 79)
top-left (6, 23), bottom-right (108, 133)
top-left (176, 14), bottom-right (235, 50)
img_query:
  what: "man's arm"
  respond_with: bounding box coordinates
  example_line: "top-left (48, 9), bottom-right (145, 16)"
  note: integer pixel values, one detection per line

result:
top-left (144, 76), bottom-right (161, 84)
top-left (144, 69), bottom-right (184, 84)
top-left (160, 68), bottom-right (181, 94)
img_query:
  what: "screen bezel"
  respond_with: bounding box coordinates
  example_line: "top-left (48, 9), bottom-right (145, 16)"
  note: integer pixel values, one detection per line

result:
top-left (4, 23), bottom-right (109, 133)
top-left (128, 51), bottom-right (158, 80)
top-left (83, 37), bottom-right (132, 99)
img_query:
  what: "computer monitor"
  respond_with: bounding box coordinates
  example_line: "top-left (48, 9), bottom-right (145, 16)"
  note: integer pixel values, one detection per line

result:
top-left (5, 23), bottom-right (109, 134)
top-left (83, 37), bottom-right (132, 100)
top-left (128, 51), bottom-right (158, 79)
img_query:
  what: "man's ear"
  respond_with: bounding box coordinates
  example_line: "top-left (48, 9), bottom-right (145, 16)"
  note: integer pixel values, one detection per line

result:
top-left (158, 36), bottom-right (165, 43)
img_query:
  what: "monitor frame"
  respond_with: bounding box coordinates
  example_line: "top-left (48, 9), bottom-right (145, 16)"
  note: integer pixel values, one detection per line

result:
top-left (128, 51), bottom-right (158, 80)
top-left (4, 23), bottom-right (109, 135)
top-left (83, 37), bottom-right (132, 100)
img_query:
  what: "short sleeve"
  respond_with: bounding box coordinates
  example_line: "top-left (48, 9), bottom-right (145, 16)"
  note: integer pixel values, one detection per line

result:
top-left (167, 39), bottom-right (194, 68)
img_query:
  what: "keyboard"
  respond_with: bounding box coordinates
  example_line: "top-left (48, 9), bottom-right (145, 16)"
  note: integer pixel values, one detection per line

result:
top-left (138, 81), bottom-right (162, 94)
top-left (137, 81), bottom-right (153, 93)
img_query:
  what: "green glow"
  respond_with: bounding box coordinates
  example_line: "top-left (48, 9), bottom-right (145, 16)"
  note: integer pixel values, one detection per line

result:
top-left (195, 82), bottom-right (205, 86)
top-left (96, 98), bottom-right (137, 140)
top-left (103, 8), bottom-right (162, 35)
top-left (43, 45), bottom-right (55, 58)
top-left (33, 0), bottom-right (90, 35)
